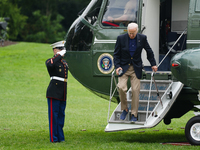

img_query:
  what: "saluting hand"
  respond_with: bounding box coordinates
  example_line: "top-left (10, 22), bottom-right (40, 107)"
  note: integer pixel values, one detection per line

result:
top-left (57, 50), bottom-right (66, 56)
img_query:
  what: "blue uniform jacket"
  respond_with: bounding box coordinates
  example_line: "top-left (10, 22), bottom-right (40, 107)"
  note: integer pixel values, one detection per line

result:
top-left (46, 54), bottom-right (68, 101)
top-left (114, 33), bottom-right (156, 79)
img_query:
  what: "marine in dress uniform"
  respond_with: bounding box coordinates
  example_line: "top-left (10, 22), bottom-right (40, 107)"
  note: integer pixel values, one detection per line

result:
top-left (45, 40), bottom-right (68, 143)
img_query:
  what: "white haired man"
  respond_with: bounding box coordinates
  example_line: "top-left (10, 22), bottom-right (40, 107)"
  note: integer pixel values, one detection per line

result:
top-left (114, 23), bottom-right (158, 122)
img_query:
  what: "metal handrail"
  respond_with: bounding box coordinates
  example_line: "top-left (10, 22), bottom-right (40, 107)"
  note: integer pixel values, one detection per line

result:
top-left (146, 72), bottom-right (154, 121)
top-left (158, 28), bottom-right (187, 68)
top-left (152, 73), bottom-right (163, 108)
top-left (145, 28), bottom-right (187, 121)
top-left (107, 69), bottom-right (118, 122)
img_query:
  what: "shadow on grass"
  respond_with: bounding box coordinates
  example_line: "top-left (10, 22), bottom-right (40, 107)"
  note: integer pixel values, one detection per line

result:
top-left (64, 130), bottom-right (187, 145)
top-left (110, 132), bottom-right (186, 143)
top-left (1, 130), bottom-right (188, 149)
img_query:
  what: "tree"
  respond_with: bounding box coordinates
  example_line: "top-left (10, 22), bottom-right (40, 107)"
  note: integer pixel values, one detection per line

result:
top-left (24, 10), bottom-right (65, 43)
top-left (0, 0), bottom-right (91, 42)
top-left (58, 0), bottom-right (91, 31)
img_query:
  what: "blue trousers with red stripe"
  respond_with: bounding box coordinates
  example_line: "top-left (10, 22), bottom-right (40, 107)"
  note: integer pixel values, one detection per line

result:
top-left (47, 98), bottom-right (66, 142)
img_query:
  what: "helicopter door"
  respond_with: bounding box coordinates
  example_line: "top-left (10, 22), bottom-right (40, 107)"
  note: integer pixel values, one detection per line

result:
top-left (187, 0), bottom-right (200, 49)
top-left (141, 0), bottom-right (160, 70)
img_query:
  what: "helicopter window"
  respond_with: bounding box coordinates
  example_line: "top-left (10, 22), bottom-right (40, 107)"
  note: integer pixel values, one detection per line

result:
top-left (65, 21), bottom-right (93, 51)
top-left (84, 0), bottom-right (103, 25)
top-left (196, 0), bottom-right (200, 12)
top-left (65, 0), bottom-right (103, 52)
top-left (102, 0), bottom-right (139, 27)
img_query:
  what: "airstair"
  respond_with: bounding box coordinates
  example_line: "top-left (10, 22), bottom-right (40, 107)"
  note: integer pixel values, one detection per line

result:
top-left (105, 72), bottom-right (184, 132)
top-left (105, 28), bottom-right (187, 132)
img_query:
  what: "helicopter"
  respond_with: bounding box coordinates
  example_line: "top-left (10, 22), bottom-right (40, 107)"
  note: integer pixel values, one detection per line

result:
top-left (65, 0), bottom-right (200, 145)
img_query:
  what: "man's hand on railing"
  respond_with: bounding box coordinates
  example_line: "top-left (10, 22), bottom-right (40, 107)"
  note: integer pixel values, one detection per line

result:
top-left (152, 66), bottom-right (158, 72)
top-left (116, 67), bottom-right (123, 75)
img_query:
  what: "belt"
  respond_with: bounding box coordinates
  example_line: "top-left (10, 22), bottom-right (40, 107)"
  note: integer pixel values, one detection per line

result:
top-left (50, 76), bottom-right (67, 82)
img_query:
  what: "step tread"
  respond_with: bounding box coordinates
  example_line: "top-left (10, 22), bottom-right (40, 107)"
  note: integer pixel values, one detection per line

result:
top-left (115, 110), bottom-right (152, 113)
top-left (139, 100), bottom-right (159, 103)
top-left (108, 120), bottom-right (145, 125)
top-left (140, 79), bottom-right (172, 83)
top-left (127, 100), bottom-right (159, 102)
top-left (139, 90), bottom-right (166, 92)
top-left (143, 71), bottom-right (171, 74)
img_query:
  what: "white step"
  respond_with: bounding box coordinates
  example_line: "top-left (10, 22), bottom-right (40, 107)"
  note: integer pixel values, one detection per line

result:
top-left (113, 110), bottom-right (151, 122)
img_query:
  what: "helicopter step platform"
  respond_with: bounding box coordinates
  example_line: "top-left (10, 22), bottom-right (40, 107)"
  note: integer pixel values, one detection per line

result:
top-left (108, 120), bottom-right (145, 125)
top-left (105, 80), bottom-right (184, 132)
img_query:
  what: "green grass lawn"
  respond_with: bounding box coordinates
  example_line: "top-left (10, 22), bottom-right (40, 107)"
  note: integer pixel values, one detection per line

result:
top-left (0, 42), bottom-right (198, 149)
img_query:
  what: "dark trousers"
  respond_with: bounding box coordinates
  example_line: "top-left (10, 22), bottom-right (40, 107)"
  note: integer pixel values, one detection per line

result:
top-left (47, 98), bottom-right (66, 142)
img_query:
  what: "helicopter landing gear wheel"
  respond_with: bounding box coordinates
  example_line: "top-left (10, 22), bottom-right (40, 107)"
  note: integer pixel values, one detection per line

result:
top-left (185, 116), bottom-right (200, 145)
top-left (164, 118), bottom-right (171, 125)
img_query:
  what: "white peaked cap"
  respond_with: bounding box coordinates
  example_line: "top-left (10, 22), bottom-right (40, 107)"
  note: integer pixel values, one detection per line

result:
top-left (50, 40), bottom-right (66, 48)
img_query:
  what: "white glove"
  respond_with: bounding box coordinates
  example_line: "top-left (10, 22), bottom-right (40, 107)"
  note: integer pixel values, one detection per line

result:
top-left (57, 50), bottom-right (66, 56)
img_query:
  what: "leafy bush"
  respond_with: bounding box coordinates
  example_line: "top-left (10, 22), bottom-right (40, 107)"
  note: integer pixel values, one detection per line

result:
top-left (0, 0), bottom-right (27, 40)
top-left (0, 17), bottom-right (9, 40)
